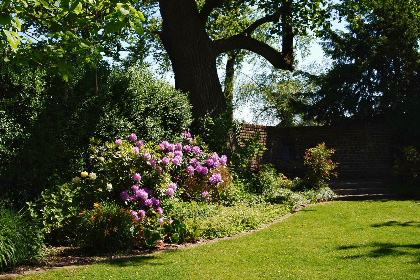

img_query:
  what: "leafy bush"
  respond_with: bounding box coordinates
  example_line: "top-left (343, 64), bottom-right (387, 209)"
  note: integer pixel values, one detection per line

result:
top-left (104, 66), bottom-right (192, 143)
top-left (394, 146), bottom-right (420, 183)
top-left (29, 132), bottom-right (231, 249)
top-left (303, 143), bottom-right (338, 189)
top-left (251, 164), bottom-right (292, 195)
top-left (0, 207), bottom-right (44, 271)
top-left (0, 64), bottom-right (193, 206)
top-left (76, 202), bottom-right (135, 253)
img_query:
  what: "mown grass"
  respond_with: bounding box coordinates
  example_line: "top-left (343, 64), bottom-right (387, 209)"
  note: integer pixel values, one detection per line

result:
top-left (17, 200), bottom-right (420, 279)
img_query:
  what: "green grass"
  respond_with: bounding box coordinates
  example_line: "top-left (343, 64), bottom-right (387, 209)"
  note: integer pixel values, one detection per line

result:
top-left (17, 200), bottom-right (420, 279)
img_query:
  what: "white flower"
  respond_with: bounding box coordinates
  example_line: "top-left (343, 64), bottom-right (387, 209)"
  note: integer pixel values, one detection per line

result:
top-left (106, 183), bottom-right (112, 191)
top-left (89, 172), bottom-right (97, 180)
top-left (98, 157), bottom-right (105, 162)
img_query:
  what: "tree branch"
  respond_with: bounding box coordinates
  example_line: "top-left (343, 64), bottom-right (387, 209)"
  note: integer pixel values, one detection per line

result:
top-left (199, 0), bottom-right (224, 23)
top-left (243, 10), bottom-right (281, 36)
top-left (214, 35), bottom-right (293, 70)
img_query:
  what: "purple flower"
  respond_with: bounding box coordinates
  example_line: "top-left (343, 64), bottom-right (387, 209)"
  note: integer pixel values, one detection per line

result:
top-left (195, 164), bottom-right (202, 174)
top-left (144, 188), bottom-right (153, 195)
top-left (151, 197), bottom-right (160, 206)
top-left (172, 156), bottom-right (181, 166)
top-left (159, 143), bottom-right (165, 150)
top-left (136, 140), bottom-right (144, 147)
top-left (157, 167), bottom-right (163, 173)
top-left (156, 207), bottom-right (163, 215)
top-left (133, 173), bottom-right (141, 182)
top-left (200, 166), bottom-right (209, 175)
top-left (144, 199), bottom-right (153, 207)
top-left (132, 147), bottom-right (140, 154)
top-left (174, 150), bottom-right (183, 157)
top-left (149, 158), bottom-right (157, 167)
top-left (201, 191), bottom-right (210, 200)
top-left (169, 182), bottom-right (177, 190)
top-left (190, 158), bottom-right (198, 165)
top-left (183, 145), bottom-right (192, 153)
top-left (220, 155), bottom-right (228, 166)
top-left (209, 173), bottom-right (222, 184)
top-left (211, 152), bottom-right (219, 162)
top-left (115, 139), bottom-right (122, 146)
top-left (131, 185), bottom-right (139, 192)
top-left (129, 195), bottom-right (137, 201)
top-left (166, 188), bottom-right (175, 196)
top-left (167, 144), bottom-right (175, 152)
top-left (186, 165), bottom-right (194, 175)
top-left (120, 191), bottom-right (129, 201)
top-left (143, 152), bottom-right (151, 160)
top-left (162, 157), bottom-right (170, 165)
top-left (206, 158), bottom-right (214, 167)
top-left (136, 189), bottom-right (148, 200)
top-left (128, 133), bottom-right (137, 141)
top-left (213, 161), bottom-right (220, 169)
top-left (183, 131), bottom-right (191, 138)
top-left (131, 210), bottom-right (139, 220)
top-left (192, 146), bottom-right (201, 155)
top-left (161, 141), bottom-right (170, 149)
top-left (138, 210), bottom-right (146, 218)
top-left (159, 218), bottom-right (164, 225)
top-left (175, 143), bottom-right (183, 151)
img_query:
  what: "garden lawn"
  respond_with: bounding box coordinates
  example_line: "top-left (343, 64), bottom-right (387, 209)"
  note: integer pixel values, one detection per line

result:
top-left (18, 200), bottom-right (420, 280)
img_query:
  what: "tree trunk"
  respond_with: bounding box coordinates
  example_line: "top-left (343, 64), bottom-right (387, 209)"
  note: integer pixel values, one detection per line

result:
top-left (159, 0), bottom-right (227, 120)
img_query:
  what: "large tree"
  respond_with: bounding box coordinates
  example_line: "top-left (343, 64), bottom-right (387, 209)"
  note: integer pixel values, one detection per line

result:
top-left (132, 0), bottom-right (330, 121)
top-left (301, 0), bottom-right (420, 124)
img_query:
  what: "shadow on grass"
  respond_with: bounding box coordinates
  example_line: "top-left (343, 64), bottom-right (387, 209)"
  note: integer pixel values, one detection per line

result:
top-left (338, 242), bottom-right (420, 264)
top-left (371, 220), bottom-right (420, 228)
top-left (105, 255), bottom-right (163, 267)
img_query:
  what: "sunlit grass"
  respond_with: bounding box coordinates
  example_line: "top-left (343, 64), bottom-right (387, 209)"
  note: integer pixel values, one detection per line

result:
top-left (18, 200), bottom-right (420, 279)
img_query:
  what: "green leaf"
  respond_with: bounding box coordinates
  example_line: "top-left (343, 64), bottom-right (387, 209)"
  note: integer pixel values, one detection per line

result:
top-left (74, 2), bottom-right (83, 14)
top-left (0, 14), bottom-right (12, 26)
top-left (104, 21), bottom-right (125, 34)
top-left (3, 30), bottom-right (20, 50)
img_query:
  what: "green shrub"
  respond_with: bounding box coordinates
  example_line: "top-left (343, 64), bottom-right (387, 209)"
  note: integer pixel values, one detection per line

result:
top-left (0, 207), bottom-right (44, 271)
top-left (1, 63), bottom-right (193, 206)
top-left (394, 146), bottom-right (420, 183)
top-left (29, 132), bottom-right (231, 249)
top-left (104, 66), bottom-right (192, 143)
top-left (303, 143), bottom-right (338, 189)
top-left (76, 202), bottom-right (135, 253)
top-left (251, 164), bottom-right (292, 195)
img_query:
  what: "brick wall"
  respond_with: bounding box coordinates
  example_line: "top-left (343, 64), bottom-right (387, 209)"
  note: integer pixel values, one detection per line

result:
top-left (240, 123), bottom-right (394, 179)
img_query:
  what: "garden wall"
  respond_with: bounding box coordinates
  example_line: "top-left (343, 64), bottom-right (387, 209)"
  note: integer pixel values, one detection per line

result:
top-left (240, 123), bottom-right (394, 179)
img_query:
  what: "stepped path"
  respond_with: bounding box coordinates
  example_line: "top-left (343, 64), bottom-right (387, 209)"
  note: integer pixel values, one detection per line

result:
top-left (329, 179), bottom-right (400, 201)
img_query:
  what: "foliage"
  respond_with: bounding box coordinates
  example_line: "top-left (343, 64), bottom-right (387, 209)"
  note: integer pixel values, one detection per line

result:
top-left (0, 64), bottom-right (192, 205)
top-left (76, 202), bottom-right (135, 253)
top-left (1, 0), bottom-right (144, 80)
top-left (300, 0), bottom-right (420, 125)
top-left (393, 146), bottom-right (420, 183)
top-left (0, 207), bottom-right (44, 271)
top-left (105, 66), bottom-right (193, 143)
top-left (29, 132), bottom-right (231, 249)
top-left (249, 164), bottom-right (292, 195)
top-left (234, 68), bottom-right (319, 126)
top-left (303, 143), bottom-right (337, 189)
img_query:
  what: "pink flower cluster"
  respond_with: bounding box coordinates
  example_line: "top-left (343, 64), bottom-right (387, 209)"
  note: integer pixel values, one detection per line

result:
top-left (114, 131), bottom-right (228, 226)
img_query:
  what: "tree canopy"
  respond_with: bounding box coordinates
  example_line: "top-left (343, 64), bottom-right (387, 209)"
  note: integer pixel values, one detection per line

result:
top-left (300, 0), bottom-right (420, 124)
top-left (1, 0), bottom-right (144, 80)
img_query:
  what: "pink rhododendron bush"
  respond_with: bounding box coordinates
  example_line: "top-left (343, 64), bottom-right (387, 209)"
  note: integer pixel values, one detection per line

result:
top-left (29, 132), bottom-right (231, 250)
